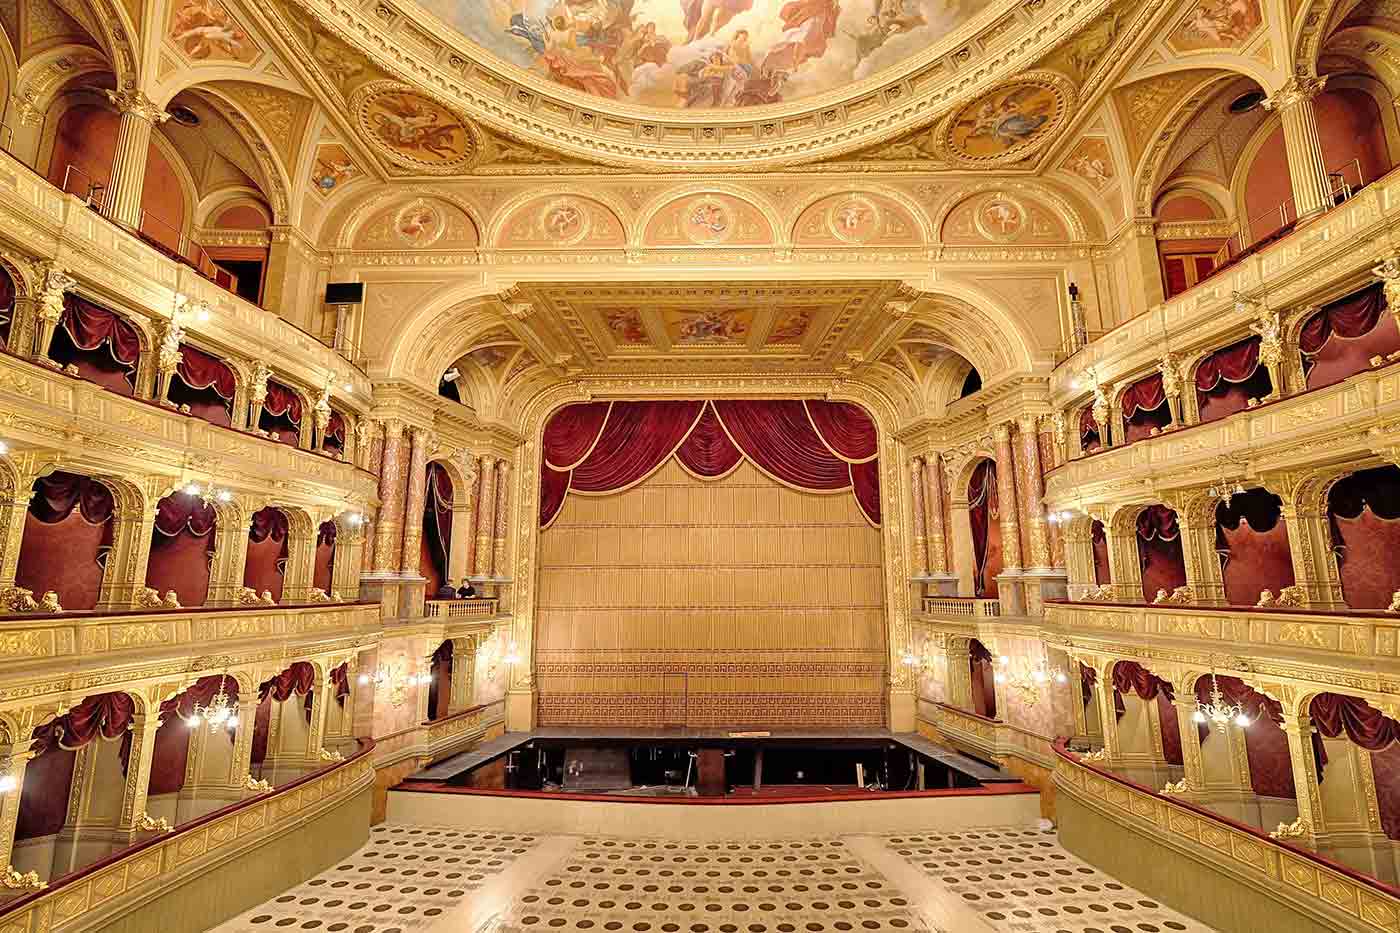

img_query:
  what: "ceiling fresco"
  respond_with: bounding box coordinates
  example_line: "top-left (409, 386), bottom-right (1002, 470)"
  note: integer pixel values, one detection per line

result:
top-left (418, 0), bottom-right (994, 109)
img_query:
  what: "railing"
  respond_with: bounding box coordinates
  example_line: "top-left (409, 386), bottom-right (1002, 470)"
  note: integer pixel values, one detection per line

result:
top-left (425, 598), bottom-right (500, 619)
top-left (922, 596), bottom-right (1001, 618)
top-left (58, 163), bottom-right (105, 209)
top-left (1213, 158), bottom-right (1363, 267)
top-left (1054, 738), bottom-right (1400, 931)
top-left (0, 738), bottom-right (374, 929)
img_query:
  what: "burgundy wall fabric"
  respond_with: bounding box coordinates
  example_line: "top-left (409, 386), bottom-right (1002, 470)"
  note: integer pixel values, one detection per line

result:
top-left (539, 400), bottom-right (882, 527)
top-left (17, 473), bottom-right (115, 611)
top-left (314, 521), bottom-right (336, 594)
top-left (251, 695), bottom-right (271, 765)
top-left (427, 640), bottom-right (453, 721)
top-left (258, 661), bottom-right (316, 703)
top-left (323, 411), bottom-right (346, 453)
top-left (14, 746), bottom-right (75, 841)
top-left (1215, 489), bottom-right (1295, 606)
top-left (1371, 743), bottom-right (1400, 840)
top-left (1328, 465), bottom-right (1400, 609)
top-left (48, 322), bottom-right (137, 395)
top-left (968, 459), bottom-right (1001, 598)
top-left (1195, 336), bottom-right (1272, 424)
top-left (419, 532), bottom-right (444, 601)
top-left (1121, 372), bottom-right (1171, 444)
top-left (1156, 692), bottom-right (1184, 766)
top-left (969, 639), bottom-right (997, 720)
top-left (1301, 283), bottom-right (1400, 390)
top-left (244, 507), bottom-right (289, 600)
top-left (1079, 405), bottom-right (1101, 453)
top-left (147, 494), bottom-right (216, 607)
top-left (1137, 506), bottom-right (1187, 600)
top-left (1091, 520), bottom-right (1110, 585)
top-left (147, 718), bottom-right (191, 796)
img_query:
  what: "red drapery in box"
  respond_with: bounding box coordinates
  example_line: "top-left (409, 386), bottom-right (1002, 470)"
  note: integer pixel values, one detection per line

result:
top-left (314, 520), bottom-right (336, 594)
top-left (1311, 693), bottom-right (1400, 750)
top-left (968, 639), bottom-right (997, 720)
top-left (261, 380), bottom-right (303, 447)
top-left (244, 506), bottom-right (289, 602)
top-left (59, 295), bottom-right (141, 367)
top-left (18, 472), bottom-right (115, 611)
top-left (259, 662), bottom-right (316, 703)
top-left (30, 692), bottom-right (135, 755)
top-left (968, 459), bottom-right (999, 598)
top-left (329, 662), bottom-right (350, 706)
top-left (1120, 373), bottom-right (1170, 443)
top-left (1079, 662), bottom-right (1097, 707)
top-left (1300, 283), bottom-right (1400, 390)
top-left (1091, 519), bottom-right (1110, 585)
top-left (1079, 405), bottom-right (1101, 453)
top-left (1328, 465), bottom-right (1400, 609)
top-left (1111, 661), bottom-right (1181, 764)
top-left (424, 462), bottom-right (453, 588)
top-left (175, 343), bottom-right (236, 399)
top-left (538, 399), bottom-right (881, 527)
top-left (1215, 489), bottom-right (1295, 607)
top-left (1196, 675), bottom-right (1297, 798)
top-left (427, 640), bottom-right (453, 721)
top-left (324, 411), bottom-right (346, 452)
top-left (147, 493), bottom-right (217, 608)
top-left (1137, 505), bottom-right (1186, 601)
top-left (1195, 336), bottom-right (1269, 424)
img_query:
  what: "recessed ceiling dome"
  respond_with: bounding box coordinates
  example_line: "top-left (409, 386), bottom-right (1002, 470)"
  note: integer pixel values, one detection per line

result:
top-left (420, 0), bottom-right (995, 110)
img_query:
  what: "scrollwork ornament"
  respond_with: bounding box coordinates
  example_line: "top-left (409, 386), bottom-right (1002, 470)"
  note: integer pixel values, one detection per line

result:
top-left (38, 265), bottom-right (75, 324)
top-left (249, 361), bottom-right (271, 407)
top-left (156, 319), bottom-right (184, 376)
top-left (1262, 72), bottom-right (1327, 113)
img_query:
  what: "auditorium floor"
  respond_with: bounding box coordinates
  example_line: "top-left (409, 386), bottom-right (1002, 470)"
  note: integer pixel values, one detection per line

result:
top-left (208, 822), bottom-right (1213, 933)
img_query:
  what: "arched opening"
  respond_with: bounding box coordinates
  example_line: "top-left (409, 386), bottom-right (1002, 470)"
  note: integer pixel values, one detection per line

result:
top-left (1191, 675), bottom-right (1298, 831)
top-left (1078, 404), bottom-right (1102, 454)
top-left (1155, 191), bottom-right (1225, 299)
top-left (1077, 663), bottom-right (1104, 744)
top-left (13, 692), bottom-right (136, 882)
top-left (1327, 465), bottom-right (1400, 608)
top-left (427, 640), bottom-right (452, 721)
top-left (167, 342), bottom-right (236, 427)
top-left (48, 294), bottom-right (141, 395)
top-left (1308, 692), bottom-right (1400, 883)
top-left (251, 662), bottom-right (316, 787)
top-left (243, 506), bottom-right (289, 603)
top-left (15, 472), bottom-right (113, 610)
top-left (1109, 661), bottom-right (1182, 786)
top-left (421, 462), bottom-right (453, 599)
top-left (1215, 488), bottom-right (1294, 606)
top-left (968, 458), bottom-right (1001, 598)
top-left (968, 639), bottom-right (998, 720)
top-left (146, 492), bottom-right (216, 607)
top-left (1091, 519), bottom-right (1110, 586)
top-left (314, 520), bottom-right (336, 595)
top-left (145, 675), bottom-right (241, 827)
top-left (1194, 335), bottom-right (1273, 423)
top-left (259, 379), bottom-right (303, 446)
top-left (1299, 282), bottom-right (1400, 391)
top-left (1136, 506), bottom-right (1186, 601)
top-left (1120, 372), bottom-right (1171, 444)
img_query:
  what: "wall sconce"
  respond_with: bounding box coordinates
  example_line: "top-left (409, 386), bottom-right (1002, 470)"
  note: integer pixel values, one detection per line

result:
top-left (993, 656), bottom-right (1068, 707)
top-left (358, 662), bottom-right (431, 708)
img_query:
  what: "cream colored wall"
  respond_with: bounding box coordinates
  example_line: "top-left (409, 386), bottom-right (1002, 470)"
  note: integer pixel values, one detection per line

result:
top-left (535, 458), bottom-right (886, 727)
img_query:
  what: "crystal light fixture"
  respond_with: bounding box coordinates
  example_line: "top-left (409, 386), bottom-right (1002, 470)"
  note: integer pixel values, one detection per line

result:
top-left (1192, 670), bottom-right (1251, 734)
top-left (993, 656), bottom-right (1068, 706)
top-left (186, 673), bottom-right (238, 733)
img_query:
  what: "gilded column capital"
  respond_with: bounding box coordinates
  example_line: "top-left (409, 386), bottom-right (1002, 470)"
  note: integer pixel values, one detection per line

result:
top-left (1015, 414), bottom-right (1037, 435)
top-left (380, 417), bottom-right (405, 441)
top-left (1263, 72), bottom-right (1327, 112)
top-left (105, 88), bottom-right (170, 123)
top-left (992, 422), bottom-right (1012, 444)
top-left (907, 454), bottom-right (924, 469)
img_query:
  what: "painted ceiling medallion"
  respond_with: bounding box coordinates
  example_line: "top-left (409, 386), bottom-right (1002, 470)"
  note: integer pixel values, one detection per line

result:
top-left (351, 81), bottom-right (479, 174)
top-left (973, 193), bottom-right (1027, 241)
top-left (540, 199), bottom-right (592, 246)
top-left (395, 199), bottom-right (445, 246)
top-left (942, 73), bottom-right (1073, 166)
top-left (826, 195), bottom-right (880, 243)
top-left (420, 0), bottom-right (994, 110)
top-left (681, 196), bottom-right (734, 245)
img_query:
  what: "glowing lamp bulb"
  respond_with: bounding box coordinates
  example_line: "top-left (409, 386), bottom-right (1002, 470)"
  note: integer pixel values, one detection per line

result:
top-left (184, 483), bottom-right (202, 497)
top-left (1192, 710), bottom-right (1207, 724)
top-left (216, 490), bottom-right (233, 503)
top-left (358, 674), bottom-right (370, 685)
top-left (994, 672), bottom-right (1006, 685)
top-left (343, 383), bottom-right (354, 393)
top-left (0, 441), bottom-right (9, 456)
top-left (1234, 713), bottom-right (1251, 728)
top-left (1055, 672), bottom-right (1068, 684)
top-left (998, 656), bottom-right (1010, 666)
top-left (188, 715), bottom-right (202, 727)
top-left (0, 774), bottom-right (17, 793)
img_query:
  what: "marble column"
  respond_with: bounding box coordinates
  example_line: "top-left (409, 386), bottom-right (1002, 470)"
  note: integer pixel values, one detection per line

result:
top-left (1038, 420), bottom-right (1065, 569)
top-left (993, 423), bottom-right (1022, 572)
top-left (399, 429), bottom-right (431, 574)
top-left (448, 456), bottom-right (479, 588)
top-left (1016, 416), bottom-right (1051, 571)
top-left (491, 462), bottom-right (512, 579)
top-left (362, 424), bottom-right (384, 575)
top-left (923, 455), bottom-right (950, 577)
top-left (100, 90), bottom-right (169, 230)
top-left (0, 743), bottom-right (36, 873)
top-left (473, 457), bottom-right (498, 580)
top-left (1264, 74), bottom-right (1334, 223)
top-left (372, 420), bottom-right (407, 574)
top-left (908, 456), bottom-right (929, 578)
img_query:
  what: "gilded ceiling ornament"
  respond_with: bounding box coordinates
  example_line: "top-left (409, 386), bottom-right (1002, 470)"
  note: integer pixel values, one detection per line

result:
top-left (680, 196), bottom-right (734, 245)
top-left (972, 193), bottom-right (1027, 242)
top-left (940, 72), bottom-right (1074, 168)
top-left (538, 198), bottom-right (591, 246)
top-left (826, 195), bottom-right (881, 244)
top-left (394, 199), bottom-right (445, 247)
top-left (351, 81), bottom-right (480, 174)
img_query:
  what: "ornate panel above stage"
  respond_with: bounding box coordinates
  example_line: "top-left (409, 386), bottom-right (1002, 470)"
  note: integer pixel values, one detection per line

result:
top-left (535, 455), bottom-right (886, 728)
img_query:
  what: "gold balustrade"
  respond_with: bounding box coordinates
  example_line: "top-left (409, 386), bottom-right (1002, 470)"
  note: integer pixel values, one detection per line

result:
top-left (921, 597), bottom-right (1002, 618)
top-left (424, 598), bottom-right (501, 620)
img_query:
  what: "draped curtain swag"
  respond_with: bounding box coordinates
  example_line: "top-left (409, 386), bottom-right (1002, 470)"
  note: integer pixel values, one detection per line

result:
top-left (1216, 488), bottom-right (1284, 539)
top-left (248, 506), bottom-right (289, 544)
top-left (175, 343), bottom-right (236, 400)
top-left (1078, 405), bottom-right (1101, 452)
top-left (425, 462), bottom-right (452, 582)
top-left (160, 675), bottom-right (240, 725)
top-left (1136, 505), bottom-right (1180, 542)
top-left (30, 472), bottom-right (114, 525)
top-left (1311, 693), bottom-right (1400, 751)
top-left (263, 380), bottom-right (303, 424)
top-left (258, 661), bottom-right (316, 702)
top-left (1120, 373), bottom-right (1167, 418)
top-left (1079, 663), bottom-right (1097, 707)
top-left (538, 399), bottom-right (881, 527)
top-left (1195, 336), bottom-right (1262, 392)
top-left (1111, 660), bottom-right (1174, 705)
top-left (317, 520), bottom-right (338, 549)
top-left (968, 459), bottom-right (998, 597)
top-left (1300, 282), bottom-right (1386, 355)
top-left (329, 663), bottom-right (350, 705)
top-left (30, 692), bottom-right (135, 755)
top-left (153, 494), bottom-right (217, 537)
top-left (60, 295), bottom-right (141, 369)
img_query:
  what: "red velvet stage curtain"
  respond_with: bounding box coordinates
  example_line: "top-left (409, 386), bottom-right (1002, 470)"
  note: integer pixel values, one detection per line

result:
top-left (243, 507), bottom-right (289, 602)
top-left (1091, 519), bottom-right (1110, 586)
top-left (427, 640), bottom-right (452, 721)
top-left (1215, 489), bottom-right (1295, 606)
top-left (146, 493), bottom-right (216, 607)
top-left (422, 463), bottom-right (452, 589)
top-left (1195, 336), bottom-right (1272, 424)
top-left (329, 662), bottom-right (350, 706)
top-left (1079, 405), bottom-right (1102, 453)
top-left (969, 460), bottom-right (1000, 598)
top-left (260, 380), bottom-right (302, 447)
top-left (1301, 283), bottom-right (1400, 390)
top-left (168, 343), bottom-right (235, 428)
top-left (1328, 465), bottom-right (1400, 609)
top-left (323, 411), bottom-right (346, 454)
top-left (0, 264), bottom-right (14, 348)
top-left (538, 400), bottom-right (882, 527)
top-left (969, 639), bottom-right (997, 720)
top-left (16, 472), bottom-right (114, 610)
top-left (50, 295), bottom-right (141, 395)
top-left (1196, 675), bottom-right (1295, 798)
top-left (314, 521), bottom-right (336, 594)
top-left (1121, 373), bottom-right (1171, 444)
top-left (1137, 505), bottom-right (1186, 601)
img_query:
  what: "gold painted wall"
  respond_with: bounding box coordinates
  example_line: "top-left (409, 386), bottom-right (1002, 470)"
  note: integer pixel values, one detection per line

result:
top-left (535, 459), bottom-right (886, 727)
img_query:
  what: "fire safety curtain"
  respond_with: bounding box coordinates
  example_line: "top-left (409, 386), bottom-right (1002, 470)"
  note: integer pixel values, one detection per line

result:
top-left (538, 399), bottom-right (880, 527)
